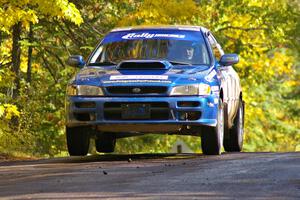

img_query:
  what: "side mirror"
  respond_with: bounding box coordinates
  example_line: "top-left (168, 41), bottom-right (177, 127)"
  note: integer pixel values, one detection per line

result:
top-left (219, 54), bottom-right (239, 66)
top-left (67, 55), bottom-right (85, 68)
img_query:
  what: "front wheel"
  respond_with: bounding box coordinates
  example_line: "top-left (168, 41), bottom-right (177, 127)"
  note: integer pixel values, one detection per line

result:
top-left (201, 98), bottom-right (224, 155)
top-left (66, 127), bottom-right (90, 156)
top-left (224, 99), bottom-right (245, 152)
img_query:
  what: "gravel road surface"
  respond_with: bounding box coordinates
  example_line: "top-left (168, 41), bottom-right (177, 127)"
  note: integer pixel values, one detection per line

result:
top-left (0, 152), bottom-right (299, 200)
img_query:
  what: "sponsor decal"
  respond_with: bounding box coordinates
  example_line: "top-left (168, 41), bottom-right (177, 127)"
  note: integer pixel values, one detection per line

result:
top-left (207, 102), bottom-right (214, 107)
top-left (211, 86), bottom-right (219, 95)
top-left (211, 86), bottom-right (219, 92)
top-left (205, 70), bottom-right (217, 82)
top-left (110, 75), bottom-right (168, 80)
top-left (188, 77), bottom-right (197, 81)
top-left (214, 98), bottom-right (219, 104)
top-left (178, 27), bottom-right (200, 31)
top-left (122, 32), bottom-right (185, 40)
top-left (103, 80), bottom-right (171, 84)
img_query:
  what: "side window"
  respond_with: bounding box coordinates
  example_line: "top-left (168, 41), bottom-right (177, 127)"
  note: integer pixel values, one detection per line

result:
top-left (207, 32), bottom-right (224, 61)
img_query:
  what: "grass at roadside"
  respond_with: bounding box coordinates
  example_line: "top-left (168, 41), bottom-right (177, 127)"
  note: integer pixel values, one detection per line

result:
top-left (0, 152), bottom-right (37, 162)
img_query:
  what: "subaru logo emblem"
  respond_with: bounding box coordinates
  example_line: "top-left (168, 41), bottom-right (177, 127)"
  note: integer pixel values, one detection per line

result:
top-left (132, 88), bottom-right (141, 93)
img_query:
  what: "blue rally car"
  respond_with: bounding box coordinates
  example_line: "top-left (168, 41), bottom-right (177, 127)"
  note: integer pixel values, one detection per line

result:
top-left (66, 26), bottom-right (245, 156)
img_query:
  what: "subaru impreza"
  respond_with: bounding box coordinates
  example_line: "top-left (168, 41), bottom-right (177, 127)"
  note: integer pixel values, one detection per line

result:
top-left (66, 26), bottom-right (245, 156)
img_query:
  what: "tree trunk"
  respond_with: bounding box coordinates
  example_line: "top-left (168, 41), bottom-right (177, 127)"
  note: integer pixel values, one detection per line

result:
top-left (27, 23), bottom-right (33, 83)
top-left (0, 31), bottom-right (2, 46)
top-left (12, 22), bottom-right (22, 98)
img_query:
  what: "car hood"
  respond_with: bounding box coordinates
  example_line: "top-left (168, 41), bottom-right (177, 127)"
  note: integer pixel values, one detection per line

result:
top-left (72, 65), bottom-right (216, 86)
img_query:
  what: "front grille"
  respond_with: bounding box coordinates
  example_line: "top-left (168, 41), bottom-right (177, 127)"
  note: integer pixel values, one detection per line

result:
top-left (106, 86), bottom-right (168, 95)
top-left (104, 102), bottom-right (169, 120)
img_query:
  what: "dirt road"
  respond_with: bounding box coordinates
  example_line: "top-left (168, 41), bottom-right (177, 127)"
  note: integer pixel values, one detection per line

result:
top-left (0, 152), bottom-right (299, 199)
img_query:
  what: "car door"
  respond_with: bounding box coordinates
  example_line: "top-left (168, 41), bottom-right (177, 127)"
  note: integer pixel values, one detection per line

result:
top-left (206, 32), bottom-right (239, 127)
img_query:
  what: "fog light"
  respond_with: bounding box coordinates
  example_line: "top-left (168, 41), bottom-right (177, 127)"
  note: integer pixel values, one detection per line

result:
top-left (178, 111), bottom-right (201, 121)
top-left (90, 113), bottom-right (96, 121)
top-left (179, 112), bottom-right (188, 120)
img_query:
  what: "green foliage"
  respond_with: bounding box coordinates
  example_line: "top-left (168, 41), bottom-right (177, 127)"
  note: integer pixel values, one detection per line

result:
top-left (0, 0), bottom-right (82, 156)
top-left (0, 0), bottom-right (299, 157)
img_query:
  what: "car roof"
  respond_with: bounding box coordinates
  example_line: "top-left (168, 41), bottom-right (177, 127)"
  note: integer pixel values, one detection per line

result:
top-left (111, 25), bottom-right (209, 33)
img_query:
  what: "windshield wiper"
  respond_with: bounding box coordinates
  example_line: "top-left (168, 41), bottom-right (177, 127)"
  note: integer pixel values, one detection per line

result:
top-left (169, 61), bottom-right (192, 65)
top-left (88, 61), bottom-right (117, 66)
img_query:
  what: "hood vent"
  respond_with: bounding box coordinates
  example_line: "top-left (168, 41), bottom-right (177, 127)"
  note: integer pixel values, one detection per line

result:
top-left (117, 60), bottom-right (172, 70)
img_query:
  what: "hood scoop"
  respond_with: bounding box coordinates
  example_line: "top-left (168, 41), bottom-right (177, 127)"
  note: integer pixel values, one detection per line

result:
top-left (117, 60), bottom-right (172, 70)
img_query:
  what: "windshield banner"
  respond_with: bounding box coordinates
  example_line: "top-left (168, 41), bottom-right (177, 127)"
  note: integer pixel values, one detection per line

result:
top-left (102, 30), bottom-right (202, 44)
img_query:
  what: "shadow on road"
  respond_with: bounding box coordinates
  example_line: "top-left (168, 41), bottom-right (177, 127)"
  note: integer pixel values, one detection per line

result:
top-left (0, 153), bottom-right (203, 166)
top-left (1, 152), bottom-right (283, 167)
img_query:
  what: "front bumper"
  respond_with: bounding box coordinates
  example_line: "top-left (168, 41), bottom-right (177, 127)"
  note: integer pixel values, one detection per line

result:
top-left (66, 96), bottom-right (219, 132)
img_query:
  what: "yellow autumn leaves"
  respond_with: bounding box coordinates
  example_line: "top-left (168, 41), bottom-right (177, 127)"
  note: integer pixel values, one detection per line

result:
top-left (0, 0), bottom-right (82, 33)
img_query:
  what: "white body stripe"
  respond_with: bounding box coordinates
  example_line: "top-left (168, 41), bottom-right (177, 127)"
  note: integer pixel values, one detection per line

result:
top-left (110, 75), bottom-right (168, 80)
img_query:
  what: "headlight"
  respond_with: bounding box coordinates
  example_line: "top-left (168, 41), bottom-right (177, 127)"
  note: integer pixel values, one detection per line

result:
top-left (66, 85), bottom-right (104, 96)
top-left (170, 84), bottom-right (211, 96)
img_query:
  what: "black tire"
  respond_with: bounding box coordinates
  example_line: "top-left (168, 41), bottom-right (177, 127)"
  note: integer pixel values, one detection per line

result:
top-left (201, 98), bottom-right (224, 155)
top-left (224, 99), bottom-right (244, 152)
top-left (66, 126), bottom-right (90, 156)
top-left (95, 134), bottom-right (116, 153)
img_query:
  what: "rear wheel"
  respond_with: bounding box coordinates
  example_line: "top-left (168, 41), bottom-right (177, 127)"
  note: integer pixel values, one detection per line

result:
top-left (95, 134), bottom-right (116, 153)
top-left (224, 99), bottom-right (244, 152)
top-left (66, 127), bottom-right (90, 156)
top-left (201, 98), bottom-right (224, 155)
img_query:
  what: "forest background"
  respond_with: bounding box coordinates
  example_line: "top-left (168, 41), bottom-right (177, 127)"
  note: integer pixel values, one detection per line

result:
top-left (0, 0), bottom-right (299, 157)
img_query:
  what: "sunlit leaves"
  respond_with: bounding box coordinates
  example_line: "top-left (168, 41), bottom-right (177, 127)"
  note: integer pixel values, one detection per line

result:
top-left (0, 0), bottom-right (83, 33)
top-left (118, 0), bottom-right (198, 26)
top-left (0, 104), bottom-right (20, 120)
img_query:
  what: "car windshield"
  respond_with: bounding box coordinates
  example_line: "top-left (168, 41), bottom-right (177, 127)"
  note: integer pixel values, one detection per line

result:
top-left (89, 29), bottom-right (210, 66)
